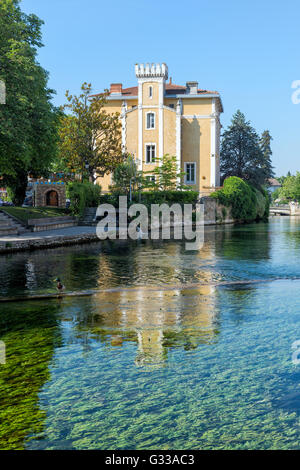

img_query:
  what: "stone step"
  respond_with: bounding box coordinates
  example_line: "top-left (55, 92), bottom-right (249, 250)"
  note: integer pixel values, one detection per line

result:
top-left (26, 215), bottom-right (77, 232)
top-left (0, 210), bottom-right (29, 236)
top-left (0, 227), bottom-right (19, 235)
top-left (0, 221), bottom-right (13, 228)
top-left (78, 207), bottom-right (98, 226)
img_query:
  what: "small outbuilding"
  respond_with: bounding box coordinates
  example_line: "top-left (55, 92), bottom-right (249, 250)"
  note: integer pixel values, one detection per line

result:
top-left (33, 181), bottom-right (66, 208)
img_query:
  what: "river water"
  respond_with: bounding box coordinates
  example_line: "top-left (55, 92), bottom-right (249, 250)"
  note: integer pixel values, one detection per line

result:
top-left (1, 217), bottom-right (300, 449)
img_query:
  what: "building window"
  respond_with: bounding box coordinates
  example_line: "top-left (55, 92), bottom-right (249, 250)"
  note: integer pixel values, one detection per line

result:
top-left (146, 144), bottom-right (156, 163)
top-left (149, 86), bottom-right (153, 98)
top-left (169, 104), bottom-right (174, 109)
top-left (146, 175), bottom-right (156, 184)
top-left (184, 162), bottom-right (196, 184)
top-left (146, 112), bottom-right (155, 129)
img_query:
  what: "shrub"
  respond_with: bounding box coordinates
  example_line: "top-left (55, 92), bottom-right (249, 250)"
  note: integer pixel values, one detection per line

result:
top-left (99, 193), bottom-right (122, 207)
top-left (99, 190), bottom-right (199, 209)
top-left (139, 190), bottom-right (199, 208)
top-left (210, 176), bottom-right (267, 221)
top-left (67, 182), bottom-right (101, 216)
top-left (254, 188), bottom-right (266, 219)
top-left (111, 155), bottom-right (140, 195)
top-left (259, 187), bottom-right (270, 220)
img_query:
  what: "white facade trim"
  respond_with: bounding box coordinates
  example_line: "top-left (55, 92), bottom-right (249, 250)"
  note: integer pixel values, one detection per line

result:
top-left (210, 99), bottom-right (217, 187)
top-left (135, 63), bottom-right (168, 80)
top-left (121, 101), bottom-right (127, 153)
top-left (165, 93), bottom-right (220, 99)
top-left (107, 95), bottom-right (137, 100)
top-left (215, 118), bottom-right (221, 187)
top-left (163, 105), bottom-right (176, 112)
top-left (138, 81), bottom-right (143, 171)
top-left (135, 105), bottom-right (176, 111)
top-left (136, 77), bottom-right (166, 84)
top-left (182, 114), bottom-right (214, 119)
top-left (159, 79), bottom-right (164, 163)
top-left (125, 106), bottom-right (138, 114)
top-left (176, 99), bottom-right (182, 183)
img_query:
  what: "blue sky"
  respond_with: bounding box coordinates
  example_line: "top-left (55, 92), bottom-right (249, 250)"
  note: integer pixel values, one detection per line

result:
top-left (21, 0), bottom-right (300, 176)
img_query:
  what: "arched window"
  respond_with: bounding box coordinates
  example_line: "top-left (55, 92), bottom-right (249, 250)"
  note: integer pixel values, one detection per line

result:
top-left (149, 86), bottom-right (153, 98)
top-left (146, 112), bottom-right (155, 129)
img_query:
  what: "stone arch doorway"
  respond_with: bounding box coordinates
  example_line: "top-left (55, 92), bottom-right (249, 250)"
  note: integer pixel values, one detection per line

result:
top-left (46, 190), bottom-right (59, 207)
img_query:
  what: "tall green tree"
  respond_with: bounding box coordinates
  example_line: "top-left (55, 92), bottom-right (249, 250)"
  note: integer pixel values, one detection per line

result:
top-left (0, 0), bottom-right (59, 204)
top-left (259, 130), bottom-right (274, 181)
top-left (279, 172), bottom-right (300, 201)
top-left (220, 110), bottom-right (273, 187)
top-left (59, 83), bottom-right (123, 183)
top-left (111, 155), bottom-right (142, 196)
top-left (145, 154), bottom-right (188, 191)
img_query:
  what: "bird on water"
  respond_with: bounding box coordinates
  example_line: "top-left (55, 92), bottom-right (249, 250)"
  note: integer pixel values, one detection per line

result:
top-left (54, 278), bottom-right (65, 293)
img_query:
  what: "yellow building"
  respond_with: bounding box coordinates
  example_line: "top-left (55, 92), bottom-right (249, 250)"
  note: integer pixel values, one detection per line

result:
top-left (96, 63), bottom-right (223, 194)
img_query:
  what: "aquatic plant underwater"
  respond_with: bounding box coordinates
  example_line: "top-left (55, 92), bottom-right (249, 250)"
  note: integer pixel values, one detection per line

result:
top-left (1, 218), bottom-right (300, 449)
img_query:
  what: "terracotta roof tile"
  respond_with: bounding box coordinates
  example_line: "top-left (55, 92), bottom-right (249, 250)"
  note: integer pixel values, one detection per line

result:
top-left (121, 86), bottom-right (138, 96)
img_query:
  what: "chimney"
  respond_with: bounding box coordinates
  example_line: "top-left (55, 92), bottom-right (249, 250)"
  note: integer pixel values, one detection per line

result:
top-left (186, 81), bottom-right (198, 94)
top-left (110, 83), bottom-right (122, 94)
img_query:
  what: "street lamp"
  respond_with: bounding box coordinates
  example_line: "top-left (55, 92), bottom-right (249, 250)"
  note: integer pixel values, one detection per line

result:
top-left (84, 160), bottom-right (90, 182)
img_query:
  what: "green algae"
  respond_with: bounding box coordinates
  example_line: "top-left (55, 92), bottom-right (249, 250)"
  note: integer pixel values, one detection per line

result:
top-left (0, 302), bottom-right (61, 449)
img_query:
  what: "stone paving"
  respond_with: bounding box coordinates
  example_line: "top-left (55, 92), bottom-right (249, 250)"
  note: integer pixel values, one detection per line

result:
top-left (0, 225), bottom-right (97, 242)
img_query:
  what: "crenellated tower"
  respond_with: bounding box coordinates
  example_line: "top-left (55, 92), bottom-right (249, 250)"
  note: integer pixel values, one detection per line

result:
top-left (135, 63), bottom-right (168, 169)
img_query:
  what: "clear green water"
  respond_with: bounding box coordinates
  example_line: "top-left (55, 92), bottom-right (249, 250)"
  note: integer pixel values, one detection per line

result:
top-left (1, 217), bottom-right (300, 449)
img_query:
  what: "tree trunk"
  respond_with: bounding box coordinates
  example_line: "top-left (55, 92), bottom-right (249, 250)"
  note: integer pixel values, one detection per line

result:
top-left (89, 167), bottom-right (96, 184)
top-left (5, 169), bottom-right (28, 206)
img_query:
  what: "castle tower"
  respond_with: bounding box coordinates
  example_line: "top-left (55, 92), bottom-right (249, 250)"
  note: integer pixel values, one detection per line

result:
top-left (135, 63), bottom-right (169, 170)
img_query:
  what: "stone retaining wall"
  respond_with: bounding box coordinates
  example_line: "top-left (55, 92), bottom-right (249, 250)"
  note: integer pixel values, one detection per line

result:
top-left (0, 232), bottom-right (100, 254)
top-left (28, 216), bottom-right (77, 232)
top-left (0, 198), bottom-right (236, 255)
top-left (201, 197), bottom-right (234, 225)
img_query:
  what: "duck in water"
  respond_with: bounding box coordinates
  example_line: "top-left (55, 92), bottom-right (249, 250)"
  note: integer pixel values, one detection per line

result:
top-left (54, 277), bottom-right (65, 294)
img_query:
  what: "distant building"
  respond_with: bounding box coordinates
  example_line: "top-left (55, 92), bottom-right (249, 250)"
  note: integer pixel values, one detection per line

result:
top-left (92, 63), bottom-right (223, 194)
top-left (267, 178), bottom-right (281, 193)
top-left (0, 187), bottom-right (8, 199)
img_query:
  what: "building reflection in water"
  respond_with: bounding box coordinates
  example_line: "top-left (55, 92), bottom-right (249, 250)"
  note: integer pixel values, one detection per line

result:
top-left (73, 283), bottom-right (220, 369)
top-left (65, 236), bottom-right (222, 368)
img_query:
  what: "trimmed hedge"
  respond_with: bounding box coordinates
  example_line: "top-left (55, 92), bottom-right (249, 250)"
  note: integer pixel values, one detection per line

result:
top-left (210, 176), bottom-right (268, 222)
top-left (99, 190), bottom-right (199, 208)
